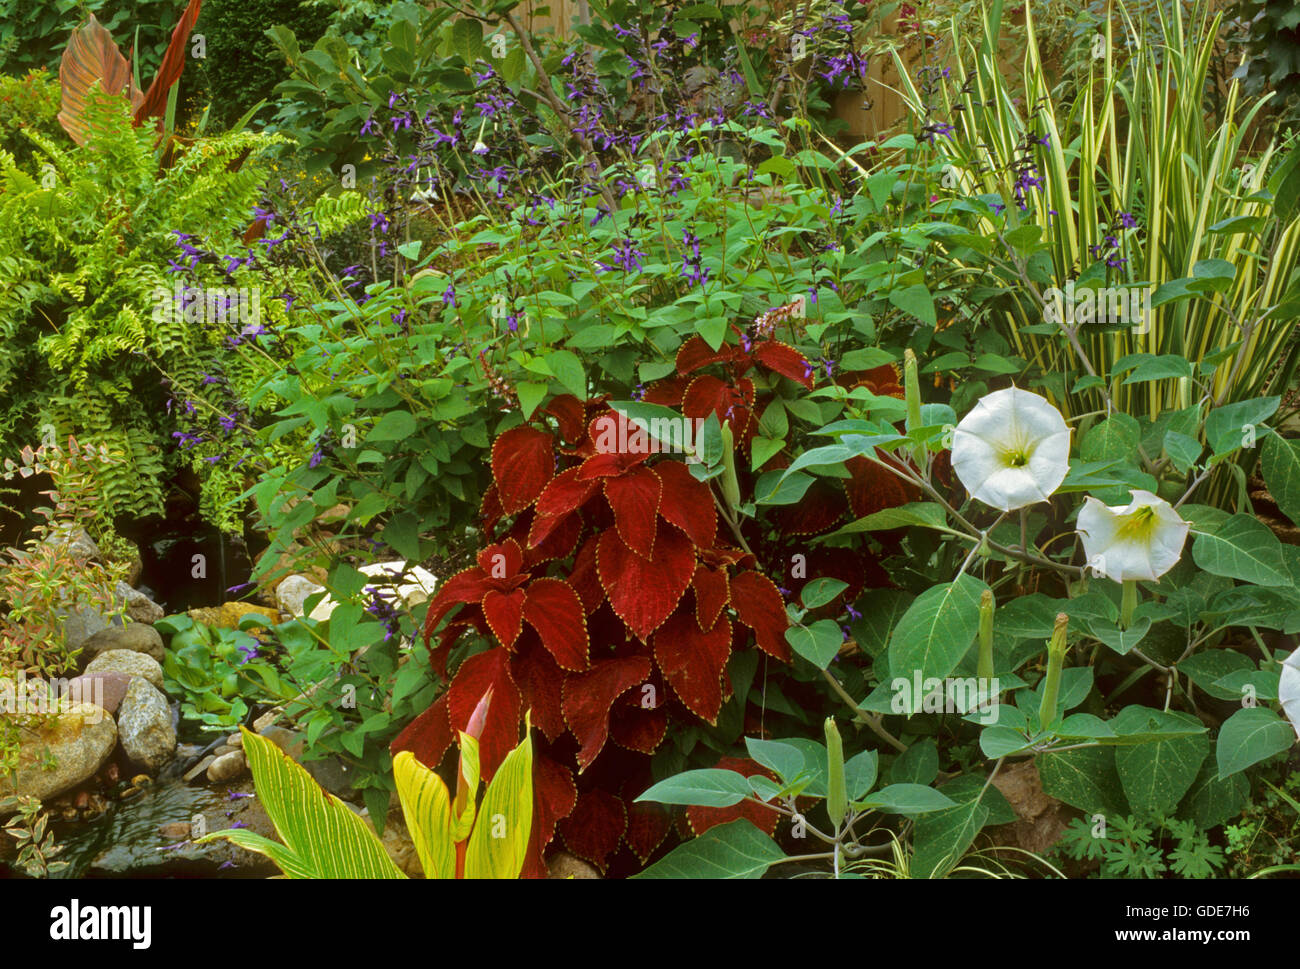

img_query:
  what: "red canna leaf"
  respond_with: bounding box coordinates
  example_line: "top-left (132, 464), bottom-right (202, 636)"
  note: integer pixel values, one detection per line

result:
top-left (534, 466), bottom-right (600, 519)
top-left (561, 656), bottom-right (652, 771)
top-left (57, 14), bottom-right (141, 146)
top-left (482, 588), bottom-right (526, 649)
top-left (752, 340), bottom-right (815, 388)
top-left (558, 789), bottom-right (627, 872)
top-left (524, 755), bottom-right (578, 878)
top-left (686, 756), bottom-right (781, 837)
top-left (492, 426), bottom-right (555, 516)
top-left (508, 646), bottom-right (567, 742)
top-left (676, 335), bottom-right (739, 375)
top-left (447, 648), bottom-right (521, 781)
top-left (730, 570), bottom-right (791, 662)
top-left (653, 460), bottom-right (717, 548)
top-left (653, 608), bottom-right (732, 723)
top-left (389, 693), bottom-right (452, 768)
top-left (134, 0), bottom-right (202, 125)
top-left (692, 565), bottom-right (730, 630)
top-left (598, 521), bottom-right (696, 640)
top-left (522, 578), bottom-right (589, 671)
top-left (603, 464), bottom-right (661, 558)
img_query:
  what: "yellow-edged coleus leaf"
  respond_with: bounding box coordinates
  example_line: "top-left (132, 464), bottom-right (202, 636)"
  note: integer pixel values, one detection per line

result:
top-left (451, 730), bottom-right (480, 842)
top-left (393, 750), bottom-right (455, 879)
top-left (218, 728), bottom-right (405, 878)
top-left (464, 715), bottom-right (534, 879)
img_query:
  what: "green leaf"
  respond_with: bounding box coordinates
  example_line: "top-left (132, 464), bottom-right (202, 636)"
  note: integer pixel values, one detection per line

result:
top-left (753, 469), bottom-right (814, 505)
top-left (1216, 707), bottom-right (1295, 779)
top-left (1080, 414), bottom-right (1140, 463)
top-left (801, 578), bottom-right (849, 610)
top-left (1177, 762), bottom-right (1250, 829)
top-left (1191, 514), bottom-right (1292, 587)
top-left (889, 738), bottom-right (939, 785)
top-left (850, 589), bottom-right (914, 658)
top-left (368, 409), bottom-right (416, 441)
top-left (516, 381), bottom-right (548, 419)
top-left (1261, 434), bottom-right (1300, 525)
top-left (1114, 729), bottom-right (1208, 817)
top-left (633, 820), bottom-right (784, 879)
top-left (1204, 397), bottom-right (1279, 456)
top-left (1121, 355), bottom-right (1193, 384)
top-left (636, 769), bottom-right (752, 807)
top-left (785, 619), bottom-right (843, 670)
top-left (859, 783), bottom-right (956, 814)
top-left (835, 501), bottom-right (948, 534)
top-left (888, 575), bottom-right (990, 711)
top-left (544, 350), bottom-right (586, 399)
top-left (1163, 431), bottom-right (1202, 473)
top-left (744, 738), bottom-right (806, 785)
top-left (911, 799), bottom-right (989, 878)
top-left (888, 283), bottom-right (936, 326)
top-left (1038, 747), bottom-right (1128, 816)
top-left (843, 750), bottom-right (879, 800)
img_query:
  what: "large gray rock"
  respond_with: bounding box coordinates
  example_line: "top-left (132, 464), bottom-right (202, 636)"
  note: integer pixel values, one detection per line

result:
top-left (114, 582), bottom-right (165, 625)
top-left (60, 606), bottom-right (114, 652)
top-left (40, 526), bottom-right (101, 563)
top-left (80, 623), bottom-right (165, 663)
top-left (116, 678), bottom-right (175, 773)
top-left (0, 702), bottom-right (117, 801)
top-left (275, 574), bottom-right (326, 618)
top-left (84, 649), bottom-right (164, 690)
top-left (206, 750), bottom-right (246, 784)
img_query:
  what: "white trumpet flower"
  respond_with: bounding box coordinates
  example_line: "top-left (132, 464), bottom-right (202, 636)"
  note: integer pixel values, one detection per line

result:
top-left (1280, 645), bottom-right (1300, 740)
top-left (951, 387), bottom-right (1071, 512)
top-left (1077, 489), bottom-right (1189, 582)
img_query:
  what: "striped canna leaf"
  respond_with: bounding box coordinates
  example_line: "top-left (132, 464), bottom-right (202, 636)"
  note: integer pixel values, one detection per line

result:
top-left (56, 14), bottom-right (140, 146)
top-left (464, 714), bottom-right (534, 879)
top-left (393, 751), bottom-right (456, 879)
top-left (197, 727), bottom-right (405, 879)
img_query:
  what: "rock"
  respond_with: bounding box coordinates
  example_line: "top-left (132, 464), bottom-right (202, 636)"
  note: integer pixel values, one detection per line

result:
top-left (206, 751), bottom-right (246, 784)
top-left (187, 601), bottom-right (280, 630)
top-left (306, 561), bottom-right (438, 623)
top-left (182, 755), bottom-right (216, 784)
top-left (114, 582), bottom-right (164, 625)
top-left (275, 574), bottom-right (326, 617)
top-left (547, 851), bottom-right (601, 879)
top-left (211, 744), bottom-right (236, 758)
top-left (41, 525), bottom-right (100, 562)
top-left (0, 702), bottom-right (117, 801)
top-left (79, 623), bottom-right (165, 663)
top-left (158, 822), bottom-right (191, 840)
top-left (373, 806), bottom-right (421, 877)
top-left (84, 649), bottom-right (165, 690)
top-left (225, 732), bottom-right (243, 749)
top-left (116, 678), bottom-right (176, 772)
top-left (58, 672), bottom-right (133, 715)
top-left (59, 606), bottom-right (115, 652)
top-left (989, 760), bottom-right (1070, 856)
top-left (256, 724), bottom-right (301, 755)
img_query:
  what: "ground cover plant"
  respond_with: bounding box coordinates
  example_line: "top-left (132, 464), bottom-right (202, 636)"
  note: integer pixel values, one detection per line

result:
top-left (0, 0), bottom-right (1297, 885)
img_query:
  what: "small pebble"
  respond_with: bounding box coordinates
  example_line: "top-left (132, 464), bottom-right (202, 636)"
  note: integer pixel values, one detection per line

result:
top-left (207, 750), bottom-right (246, 784)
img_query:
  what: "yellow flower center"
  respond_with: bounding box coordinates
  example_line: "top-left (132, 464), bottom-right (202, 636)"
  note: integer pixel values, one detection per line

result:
top-left (1115, 505), bottom-right (1159, 542)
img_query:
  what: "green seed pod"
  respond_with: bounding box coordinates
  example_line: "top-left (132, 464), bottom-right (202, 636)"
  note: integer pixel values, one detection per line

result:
top-left (904, 348), bottom-right (925, 466)
top-left (825, 717), bottom-right (847, 829)
top-left (719, 420), bottom-right (742, 511)
top-left (1038, 613), bottom-right (1070, 728)
top-left (977, 588), bottom-right (995, 681)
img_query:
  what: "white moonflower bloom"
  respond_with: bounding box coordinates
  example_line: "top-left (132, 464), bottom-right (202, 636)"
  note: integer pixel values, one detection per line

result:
top-left (951, 387), bottom-right (1071, 512)
top-left (1077, 489), bottom-right (1189, 582)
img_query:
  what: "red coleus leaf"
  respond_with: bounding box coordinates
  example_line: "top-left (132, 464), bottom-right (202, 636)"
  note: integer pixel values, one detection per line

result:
top-left (422, 566), bottom-right (494, 644)
top-left (609, 701), bottom-right (668, 755)
top-left (477, 538), bottom-right (526, 581)
top-left (686, 756), bottom-right (781, 837)
top-left (523, 510), bottom-right (583, 569)
top-left (562, 656), bottom-right (652, 771)
top-left (624, 800), bottom-right (673, 865)
top-left (652, 460), bottom-right (717, 548)
top-left (682, 374), bottom-right (754, 436)
top-left (752, 340), bottom-right (815, 388)
top-left (523, 754), bottom-right (578, 878)
top-left (522, 577), bottom-right (589, 671)
top-left (534, 466), bottom-right (600, 519)
top-left (481, 588), bottom-right (526, 649)
top-left (558, 789), bottom-right (627, 872)
top-left (389, 693), bottom-right (452, 768)
top-left (568, 535), bottom-right (605, 614)
top-left (730, 570), bottom-right (791, 662)
top-left (446, 648), bottom-right (521, 782)
top-left (772, 477), bottom-right (847, 535)
top-left (653, 608), bottom-right (732, 723)
top-left (692, 565), bottom-right (730, 630)
top-left (844, 454), bottom-right (916, 521)
top-left (604, 464), bottom-right (661, 558)
top-left (641, 373), bottom-right (691, 407)
top-left (543, 394), bottom-right (588, 443)
top-left (508, 645), bottom-right (566, 742)
top-left (478, 482), bottom-right (505, 538)
top-left (676, 335), bottom-right (739, 375)
top-left (598, 521), bottom-right (696, 640)
top-left (852, 362), bottom-right (905, 398)
top-left (492, 426), bottom-right (555, 516)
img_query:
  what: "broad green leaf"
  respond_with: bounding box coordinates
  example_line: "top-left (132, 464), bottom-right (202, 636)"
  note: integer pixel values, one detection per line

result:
top-left (834, 501), bottom-right (949, 534)
top-left (1121, 355), bottom-right (1193, 384)
top-left (1261, 433), bottom-right (1300, 525)
top-left (198, 728), bottom-right (405, 878)
top-left (786, 619), bottom-right (843, 670)
top-left (369, 409), bottom-right (416, 441)
top-left (979, 725), bottom-right (1033, 757)
top-left (1216, 707), bottom-right (1295, 778)
top-left (636, 769), bottom-right (752, 807)
top-left (1038, 747), bottom-right (1128, 816)
top-left (888, 575), bottom-right (989, 711)
top-left (843, 749), bottom-right (879, 800)
top-left (911, 799), bottom-right (988, 878)
top-left (888, 283), bottom-right (936, 326)
top-left (849, 588), bottom-right (914, 658)
top-left (1204, 397), bottom-right (1279, 456)
top-left (860, 783), bottom-right (956, 814)
top-left (801, 578), bottom-right (849, 610)
top-left (633, 820), bottom-right (784, 879)
top-left (744, 737), bottom-right (805, 785)
top-left (393, 750), bottom-right (454, 879)
top-left (1114, 730), bottom-right (1208, 817)
top-left (1080, 414), bottom-right (1140, 463)
top-left (1177, 762), bottom-right (1250, 829)
top-left (888, 738), bottom-right (939, 786)
top-left (1191, 514), bottom-right (1292, 587)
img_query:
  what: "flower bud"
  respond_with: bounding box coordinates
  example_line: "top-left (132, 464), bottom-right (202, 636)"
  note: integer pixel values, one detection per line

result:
top-left (1038, 613), bottom-right (1070, 728)
top-left (719, 420), bottom-right (742, 511)
top-left (824, 717), bottom-right (847, 829)
top-left (977, 588), bottom-right (995, 680)
top-left (904, 348), bottom-right (924, 466)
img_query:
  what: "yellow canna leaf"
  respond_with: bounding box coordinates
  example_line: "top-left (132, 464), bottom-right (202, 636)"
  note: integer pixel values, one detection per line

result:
top-left (451, 731), bottom-right (480, 842)
top-left (464, 715), bottom-right (534, 879)
top-left (393, 751), bottom-right (456, 879)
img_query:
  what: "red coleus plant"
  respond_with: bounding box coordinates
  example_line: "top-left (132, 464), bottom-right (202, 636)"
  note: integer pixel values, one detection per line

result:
top-left (392, 332), bottom-right (923, 874)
